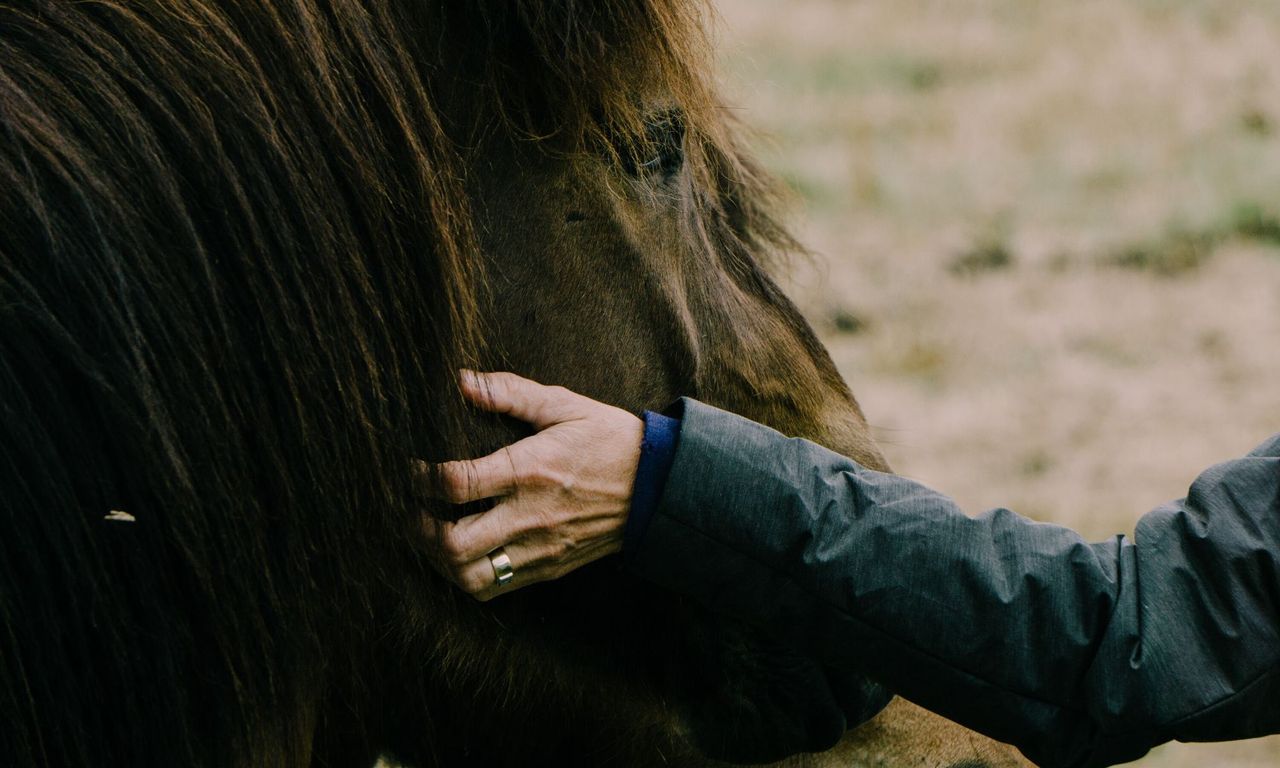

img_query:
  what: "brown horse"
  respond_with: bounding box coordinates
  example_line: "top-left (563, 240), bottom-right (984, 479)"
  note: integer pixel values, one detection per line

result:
top-left (0, 1), bottom-right (1027, 766)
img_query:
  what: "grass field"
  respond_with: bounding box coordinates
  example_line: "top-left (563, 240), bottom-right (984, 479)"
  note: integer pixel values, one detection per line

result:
top-left (715, 1), bottom-right (1280, 765)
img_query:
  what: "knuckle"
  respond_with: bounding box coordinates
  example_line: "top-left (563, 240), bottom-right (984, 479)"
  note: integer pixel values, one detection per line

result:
top-left (510, 459), bottom-right (535, 486)
top-left (547, 537), bottom-right (571, 562)
top-left (545, 466), bottom-right (574, 492)
top-left (440, 534), bottom-right (469, 565)
top-left (440, 466), bottom-right (470, 502)
top-left (491, 371), bottom-right (520, 394)
top-left (532, 466), bottom-right (575, 498)
top-left (461, 569), bottom-right (490, 595)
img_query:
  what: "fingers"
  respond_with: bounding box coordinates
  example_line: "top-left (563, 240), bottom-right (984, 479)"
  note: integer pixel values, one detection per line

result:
top-left (420, 371), bottom-right (636, 600)
top-left (432, 370), bottom-right (582, 503)
top-left (441, 540), bottom-right (539, 600)
top-left (460, 370), bottom-right (587, 430)
top-left (423, 502), bottom-right (532, 566)
top-left (436, 448), bottom-right (521, 504)
top-left (421, 505), bottom-right (534, 600)
top-left (423, 511), bottom-right (622, 602)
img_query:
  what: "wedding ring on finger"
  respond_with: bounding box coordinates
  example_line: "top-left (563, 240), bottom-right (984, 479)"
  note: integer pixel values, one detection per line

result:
top-left (489, 549), bottom-right (515, 587)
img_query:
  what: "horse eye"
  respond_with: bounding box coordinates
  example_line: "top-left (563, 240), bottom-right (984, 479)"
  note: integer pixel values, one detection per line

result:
top-left (616, 110), bottom-right (685, 181)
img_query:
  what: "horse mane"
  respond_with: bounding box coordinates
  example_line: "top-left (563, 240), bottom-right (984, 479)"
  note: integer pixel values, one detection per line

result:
top-left (0, 1), bottom-right (794, 764)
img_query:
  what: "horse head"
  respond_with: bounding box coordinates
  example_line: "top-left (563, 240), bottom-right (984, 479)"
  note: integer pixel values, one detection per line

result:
top-left (0, 2), bottom-right (1028, 766)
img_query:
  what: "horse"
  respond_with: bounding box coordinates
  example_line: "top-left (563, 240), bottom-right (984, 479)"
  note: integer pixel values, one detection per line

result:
top-left (0, 1), bottom-right (1029, 766)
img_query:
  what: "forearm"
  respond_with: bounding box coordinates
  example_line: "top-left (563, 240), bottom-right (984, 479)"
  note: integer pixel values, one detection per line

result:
top-left (625, 399), bottom-right (1280, 768)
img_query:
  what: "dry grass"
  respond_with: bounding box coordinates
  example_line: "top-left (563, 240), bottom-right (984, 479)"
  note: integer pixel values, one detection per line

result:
top-left (716, 1), bottom-right (1280, 766)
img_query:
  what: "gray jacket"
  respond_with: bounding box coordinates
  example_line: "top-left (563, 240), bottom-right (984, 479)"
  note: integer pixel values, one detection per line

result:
top-left (627, 399), bottom-right (1280, 768)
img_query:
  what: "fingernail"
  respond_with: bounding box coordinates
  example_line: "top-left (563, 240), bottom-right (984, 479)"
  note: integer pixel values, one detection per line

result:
top-left (460, 369), bottom-right (479, 388)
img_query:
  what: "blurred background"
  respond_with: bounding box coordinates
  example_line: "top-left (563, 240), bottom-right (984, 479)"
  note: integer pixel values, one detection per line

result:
top-left (714, 1), bottom-right (1280, 765)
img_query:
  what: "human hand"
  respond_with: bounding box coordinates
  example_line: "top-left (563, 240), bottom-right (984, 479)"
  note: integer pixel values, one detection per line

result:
top-left (422, 371), bottom-right (643, 601)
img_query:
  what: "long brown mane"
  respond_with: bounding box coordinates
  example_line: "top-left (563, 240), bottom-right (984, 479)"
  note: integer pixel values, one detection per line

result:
top-left (0, 1), bottom-right (802, 764)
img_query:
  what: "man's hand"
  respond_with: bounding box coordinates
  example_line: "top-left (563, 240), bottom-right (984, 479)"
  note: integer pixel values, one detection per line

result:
top-left (422, 371), bottom-right (643, 601)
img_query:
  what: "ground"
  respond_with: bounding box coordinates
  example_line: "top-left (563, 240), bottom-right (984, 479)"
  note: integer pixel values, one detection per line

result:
top-left (716, 1), bottom-right (1280, 765)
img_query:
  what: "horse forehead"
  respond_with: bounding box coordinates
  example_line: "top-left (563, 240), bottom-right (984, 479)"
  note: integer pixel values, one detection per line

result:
top-left (463, 138), bottom-right (788, 329)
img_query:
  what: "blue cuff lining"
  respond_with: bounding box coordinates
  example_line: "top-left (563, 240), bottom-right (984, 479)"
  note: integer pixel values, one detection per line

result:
top-left (625, 410), bottom-right (681, 559)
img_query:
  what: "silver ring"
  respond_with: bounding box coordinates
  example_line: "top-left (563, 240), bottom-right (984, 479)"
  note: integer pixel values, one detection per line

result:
top-left (489, 549), bottom-right (515, 587)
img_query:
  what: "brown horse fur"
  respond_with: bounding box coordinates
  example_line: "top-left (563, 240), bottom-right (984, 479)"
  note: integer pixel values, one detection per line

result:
top-left (0, 2), bottom-right (1027, 766)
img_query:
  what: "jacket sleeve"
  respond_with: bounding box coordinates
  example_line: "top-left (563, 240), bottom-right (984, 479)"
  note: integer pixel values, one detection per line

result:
top-left (624, 398), bottom-right (1280, 768)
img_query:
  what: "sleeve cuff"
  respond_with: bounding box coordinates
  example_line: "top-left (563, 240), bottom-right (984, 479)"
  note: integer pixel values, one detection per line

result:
top-left (624, 410), bottom-right (682, 560)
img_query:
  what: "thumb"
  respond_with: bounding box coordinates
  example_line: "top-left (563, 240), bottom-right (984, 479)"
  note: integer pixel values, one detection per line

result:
top-left (460, 371), bottom-right (588, 430)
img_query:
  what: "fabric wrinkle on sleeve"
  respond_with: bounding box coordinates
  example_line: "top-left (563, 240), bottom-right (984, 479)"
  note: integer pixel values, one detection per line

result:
top-left (625, 397), bottom-right (1280, 768)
